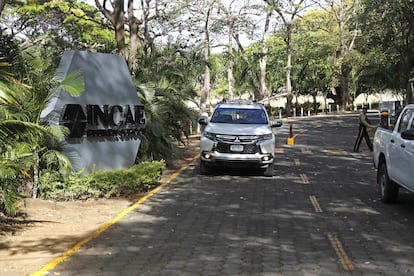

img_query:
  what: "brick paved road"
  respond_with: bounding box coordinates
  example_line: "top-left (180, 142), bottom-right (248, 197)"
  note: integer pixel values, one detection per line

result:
top-left (45, 113), bottom-right (414, 275)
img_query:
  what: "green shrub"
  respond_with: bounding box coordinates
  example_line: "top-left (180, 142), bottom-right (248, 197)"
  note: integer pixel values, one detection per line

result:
top-left (38, 161), bottom-right (166, 200)
top-left (0, 178), bottom-right (20, 216)
top-left (39, 171), bottom-right (67, 199)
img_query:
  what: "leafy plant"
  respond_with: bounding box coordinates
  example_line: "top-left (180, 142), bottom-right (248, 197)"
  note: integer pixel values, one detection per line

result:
top-left (38, 161), bottom-right (166, 200)
top-left (135, 46), bottom-right (199, 163)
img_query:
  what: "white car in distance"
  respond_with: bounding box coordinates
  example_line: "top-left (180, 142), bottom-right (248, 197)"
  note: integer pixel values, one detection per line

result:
top-left (198, 99), bottom-right (282, 176)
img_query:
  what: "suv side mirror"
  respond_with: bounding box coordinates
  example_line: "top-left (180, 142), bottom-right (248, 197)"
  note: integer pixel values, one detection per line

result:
top-left (198, 116), bottom-right (209, 126)
top-left (401, 129), bottom-right (414, 140)
top-left (270, 119), bottom-right (283, 128)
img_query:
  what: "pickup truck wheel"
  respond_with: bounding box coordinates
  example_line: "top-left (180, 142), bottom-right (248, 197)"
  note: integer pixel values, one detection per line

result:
top-left (199, 160), bottom-right (210, 175)
top-left (263, 163), bottom-right (274, 177)
top-left (378, 162), bottom-right (398, 203)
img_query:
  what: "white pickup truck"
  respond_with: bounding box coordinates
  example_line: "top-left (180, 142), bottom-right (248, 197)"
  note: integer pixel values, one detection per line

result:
top-left (373, 104), bottom-right (414, 203)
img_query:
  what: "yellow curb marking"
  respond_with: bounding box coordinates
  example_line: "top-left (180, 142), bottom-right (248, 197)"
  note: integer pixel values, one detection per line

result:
top-left (322, 149), bottom-right (349, 156)
top-left (301, 148), bottom-right (313, 155)
top-left (300, 174), bottom-right (309, 184)
top-left (309, 195), bottom-right (322, 213)
top-left (294, 159), bottom-right (301, 166)
top-left (31, 154), bottom-right (200, 276)
top-left (328, 234), bottom-right (355, 271)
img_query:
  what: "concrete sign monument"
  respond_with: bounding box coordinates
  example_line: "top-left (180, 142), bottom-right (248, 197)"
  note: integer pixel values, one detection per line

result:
top-left (41, 51), bottom-right (145, 174)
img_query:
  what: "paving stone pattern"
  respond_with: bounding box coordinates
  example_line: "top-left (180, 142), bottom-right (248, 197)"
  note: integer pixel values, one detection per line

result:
top-left (50, 114), bottom-right (414, 275)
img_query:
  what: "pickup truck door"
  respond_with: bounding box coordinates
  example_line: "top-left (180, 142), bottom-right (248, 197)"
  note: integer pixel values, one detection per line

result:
top-left (389, 109), bottom-right (414, 187)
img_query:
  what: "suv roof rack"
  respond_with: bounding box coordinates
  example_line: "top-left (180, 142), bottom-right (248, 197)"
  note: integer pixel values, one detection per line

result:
top-left (220, 98), bottom-right (258, 105)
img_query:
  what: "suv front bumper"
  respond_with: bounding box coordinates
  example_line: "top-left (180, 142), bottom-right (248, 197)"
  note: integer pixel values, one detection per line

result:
top-left (200, 136), bottom-right (275, 167)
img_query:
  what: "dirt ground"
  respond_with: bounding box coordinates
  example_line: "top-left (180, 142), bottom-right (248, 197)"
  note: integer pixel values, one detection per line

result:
top-left (0, 136), bottom-right (199, 276)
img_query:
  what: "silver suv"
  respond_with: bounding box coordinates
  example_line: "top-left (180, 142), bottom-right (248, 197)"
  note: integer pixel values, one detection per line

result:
top-left (198, 99), bottom-right (282, 176)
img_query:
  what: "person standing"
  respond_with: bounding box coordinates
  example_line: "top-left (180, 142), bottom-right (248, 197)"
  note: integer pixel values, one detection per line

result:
top-left (354, 106), bottom-right (374, 152)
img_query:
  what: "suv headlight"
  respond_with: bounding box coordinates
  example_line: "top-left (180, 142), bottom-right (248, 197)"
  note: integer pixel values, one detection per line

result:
top-left (259, 133), bottom-right (273, 141)
top-left (203, 131), bottom-right (216, 141)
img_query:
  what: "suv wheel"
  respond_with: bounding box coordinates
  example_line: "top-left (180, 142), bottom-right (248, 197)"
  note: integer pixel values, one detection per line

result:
top-left (263, 162), bottom-right (274, 177)
top-left (199, 160), bottom-right (210, 175)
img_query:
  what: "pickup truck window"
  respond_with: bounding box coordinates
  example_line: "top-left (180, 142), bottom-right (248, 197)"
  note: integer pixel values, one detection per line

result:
top-left (398, 109), bottom-right (414, 132)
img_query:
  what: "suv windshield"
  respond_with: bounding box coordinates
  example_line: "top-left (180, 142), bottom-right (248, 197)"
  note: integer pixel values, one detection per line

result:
top-left (210, 108), bottom-right (268, 124)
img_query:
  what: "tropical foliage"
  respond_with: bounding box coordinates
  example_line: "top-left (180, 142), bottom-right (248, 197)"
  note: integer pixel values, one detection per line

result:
top-left (39, 161), bottom-right (165, 200)
top-left (0, 53), bottom-right (82, 214)
top-left (0, 0), bottom-right (413, 216)
top-left (135, 45), bottom-right (200, 162)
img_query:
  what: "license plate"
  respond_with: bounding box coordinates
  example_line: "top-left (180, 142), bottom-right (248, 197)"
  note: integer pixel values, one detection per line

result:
top-left (230, 144), bottom-right (244, 152)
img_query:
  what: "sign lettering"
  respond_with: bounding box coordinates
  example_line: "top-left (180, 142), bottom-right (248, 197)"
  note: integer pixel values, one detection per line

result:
top-left (61, 104), bottom-right (145, 138)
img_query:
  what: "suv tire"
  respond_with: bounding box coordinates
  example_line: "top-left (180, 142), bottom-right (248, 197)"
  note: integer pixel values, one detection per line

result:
top-left (199, 160), bottom-right (210, 175)
top-left (263, 162), bottom-right (274, 177)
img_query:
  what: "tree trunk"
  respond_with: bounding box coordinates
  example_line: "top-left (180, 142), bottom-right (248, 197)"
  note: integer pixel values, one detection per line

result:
top-left (201, 61), bottom-right (211, 111)
top-left (235, 37), bottom-right (260, 98)
top-left (408, 78), bottom-right (414, 104)
top-left (128, 0), bottom-right (140, 74)
top-left (200, 2), bottom-right (215, 110)
top-left (339, 0), bottom-right (350, 111)
top-left (259, 10), bottom-right (272, 101)
top-left (0, 0), bottom-right (5, 17)
top-left (32, 147), bottom-right (39, 199)
top-left (95, 0), bottom-right (126, 57)
top-left (402, 6), bottom-right (414, 35)
top-left (227, 19), bottom-right (234, 99)
top-left (285, 24), bottom-right (293, 116)
top-left (114, 0), bottom-right (126, 57)
top-left (312, 92), bottom-right (318, 114)
top-left (340, 61), bottom-right (351, 110)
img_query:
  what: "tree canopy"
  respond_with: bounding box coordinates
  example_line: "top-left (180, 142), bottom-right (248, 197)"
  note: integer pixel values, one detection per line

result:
top-left (1, 0), bottom-right (414, 214)
top-left (2, 0), bottom-right (413, 108)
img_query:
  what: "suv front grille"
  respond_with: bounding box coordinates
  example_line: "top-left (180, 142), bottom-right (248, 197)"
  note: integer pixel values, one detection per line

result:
top-left (216, 142), bottom-right (259, 154)
top-left (214, 135), bottom-right (261, 154)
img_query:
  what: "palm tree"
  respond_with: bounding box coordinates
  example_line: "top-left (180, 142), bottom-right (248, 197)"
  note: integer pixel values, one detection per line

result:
top-left (134, 46), bottom-right (199, 163)
top-left (137, 78), bottom-right (197, 163)
top-left (0, 55), bottom-right (83, 214)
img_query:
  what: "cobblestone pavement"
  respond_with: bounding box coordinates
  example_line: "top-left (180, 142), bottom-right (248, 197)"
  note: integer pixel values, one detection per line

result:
top-left (44, 113), bottom-right (414, 275)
